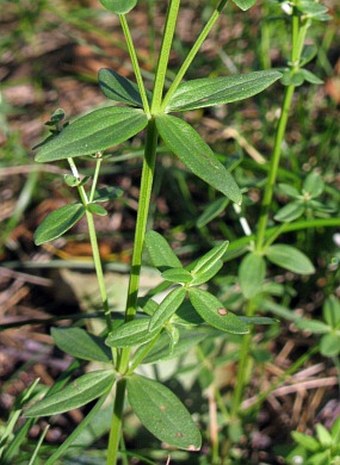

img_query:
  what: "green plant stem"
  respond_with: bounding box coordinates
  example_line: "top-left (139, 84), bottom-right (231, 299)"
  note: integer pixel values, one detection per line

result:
top-left (151, 0), bottom-right (181, 112)
top-left (106, 379), bottom-right (127, 465)
top-left (255, 14), bottom-right (310, 252)
top-left (89, 155), bottom-right (103, 202)
top-left (230, 300), bottom-right (256, 421)
top-left (68, 158), bottom-right (113, 332)
top-left (161, 0), bottom-right (229, 111)
top-left (107, 119), bottom-right (158, 465)
top-left (119, 15), bottom-right (150, 116)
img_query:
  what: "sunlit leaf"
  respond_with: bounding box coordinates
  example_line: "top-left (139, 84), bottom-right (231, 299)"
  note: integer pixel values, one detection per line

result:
top-left (127, 374), bottom-right (201, 450)
top-left (232, 0), bottom-right (256, 11)
top-left (35, 107), bottom-right (148, 162)
top-left (34, 204), bottom-right (85, 245)
top-left (156, 115), bottom-right (242, 204)
top-left (149, 286), bottom-right (186, 332)
top-left (189, 288), bottom-right (249, 334)
top-left (145, 230), bottom-right (182, 271)
top-left (25, 370), bottom-right (115, 417)
top-left (105, 318), bottom-right (159, 347)
top-left (166, 70), bottom-right (281, 112)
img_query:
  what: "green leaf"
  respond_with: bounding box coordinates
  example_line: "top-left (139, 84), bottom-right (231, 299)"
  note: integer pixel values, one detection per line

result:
top-left (149, 286), bottom-right (186, 332)
top-left (98, 68), bottom-right (145, 107)
top-left (161, 268), bottom-right (193, 284)
top-left (166, 70), bottom-right (281, 112)
top-left (232, 0), bottom-right (256, 10)
top-left (274, 201), bottom-right (305, 222)
top-left (34, 204), bottom-right (85, 245)
top-left (35, 107), bottom-right (148, 162)
top-left (323, 295), bottom-right (340, 328)
top-left (303, 171), bottom-right (324, 198)
top-left (51, 327), bottom-right (111, 363)
top-left (239, 252), bottom-right (266, 299)
top-left (278, 183), bottom-right (300, 199)
top-left (189, 288), bottom-right (249, 334)
top-left (295, 318), bottom-right (330, 334)
top-left (291, 431), bottom-right (320, 452)
top-left (315, 423), bottom-right (333, 446)
top-left (300, 69), bottom-right (324, 85)
top-left (145, 230), bottom-right (182, 271)
top-left (127, 374), bottom-right (201, 451)
top-left (196, 197), bottom-right (229, 228)
top-left (25, 370), bottom-right (114, 417)
top-left (156, 115), bottom-right (242, 204)
top-left (142, 327), bottom-right (210, 364)
top-left (191, 241), bottom-right (229, 277)
top-left (190, 260), bottom-right (223, 286)
top-left (266, 244), bottom-right (315, 275)
top-left (320, 333), bottom-right (340, 357)
top-left (99, 0), bottom-right (137, 14)
top-left (87, 203), bottom-right (108, 216)
top-left (105, 318), bottom-right (159, 348)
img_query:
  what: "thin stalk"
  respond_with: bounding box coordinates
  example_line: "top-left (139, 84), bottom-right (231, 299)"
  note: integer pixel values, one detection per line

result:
top-left (151, 0), bottom-right (181, 112)
top-left (230, 300), bottom-right (255, 420)
top-left (255, 83), bottom-right (295, 251)
top-left (68, 158), bottom-right (113, 332)
top-left (119, 15), bottom-right (150, 116)
top-left (106, 379), bottom-right (127, 465)
top-left (89, 155), bottom-right (103, 202)
top-left (161, 0), bottom-right (229, 111)
top-left (255, 15), bottom-right (310, 252)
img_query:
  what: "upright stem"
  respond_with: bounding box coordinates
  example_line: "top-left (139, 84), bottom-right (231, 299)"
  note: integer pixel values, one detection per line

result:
top-left (106, 379), bottom-right (127, 465)
top-left (119, 15), bottom-right (151, 116)
top-left (151, 0), bottom-right (180, 113)
top-left (161, 0), bottom-right (229, 111)
top-left (255, 84), bottom-right (295, 251)
top-left (255, 13), bottom-right (310, 252)
top-left (106, 119), bottom-right (158, 465)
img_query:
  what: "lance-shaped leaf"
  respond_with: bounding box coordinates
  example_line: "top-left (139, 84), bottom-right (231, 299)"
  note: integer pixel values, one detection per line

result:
top-left (127, 374), bottom-right (201, 451)
top-left (51, 327), bottom-right (111, 363)
top-left (189, 288), bottom-right (249, 334)
top-left (266, 244), bottom-right (315, 275)
top-left (156, 115), bottom-right (242, 205)
top-left (191, 241), bottom-right (229, 282)
top-left (105, 318), bottom-right (159, 348)
top-left (35, 107), bottom-right (148, 162)
top-left (166, 70), bottom-right (281, 112)
top-left (25, 370), bottom-right (115, 417)
top-left (149, 286), bottom-right (186, 332)
top-left (196, 197), bottom-right (229, 228)
top-left (162, 268), bottom-right (193, 284)
top-left (98, 68), bottom-right (147, 107)
top-left (34, 204), bottom-right (85, 245)
top-left (99, 0), bottom-right (137, 14)
top-left (239, 252), bottom-right (266, 299)
top-left (145, 230), bottom-right (182, 271)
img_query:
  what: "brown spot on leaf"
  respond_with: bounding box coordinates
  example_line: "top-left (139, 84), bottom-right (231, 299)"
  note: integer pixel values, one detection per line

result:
top-left (159, 404), bottom-right (166, 412)
top-left (218, 307), bottom-right (228, 316)
top-left (175, 431), bottom-right (184, 438)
